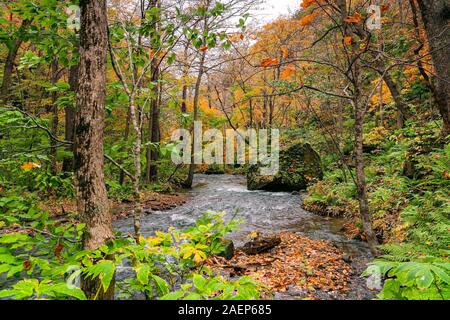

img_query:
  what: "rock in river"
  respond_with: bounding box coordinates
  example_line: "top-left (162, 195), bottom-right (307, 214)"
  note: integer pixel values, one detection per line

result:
top-left (247, 142), bottom-right (323, 191)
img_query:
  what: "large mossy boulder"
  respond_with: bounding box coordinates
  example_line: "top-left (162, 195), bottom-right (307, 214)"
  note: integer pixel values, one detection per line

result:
top-left (247, 142), bottom-right (323, 191)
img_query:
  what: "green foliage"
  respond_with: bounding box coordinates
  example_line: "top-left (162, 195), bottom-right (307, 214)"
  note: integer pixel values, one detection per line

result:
top-left (364, 259), bottom-right (450, 300)
top-left (0, 208), bottom-right (260, 300)
top-left (159, 274), bottom-right (260, 300)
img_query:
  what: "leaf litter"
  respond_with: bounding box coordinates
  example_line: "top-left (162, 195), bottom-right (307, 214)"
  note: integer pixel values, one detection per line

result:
top-left (207, 232), bottom-right (354, 299)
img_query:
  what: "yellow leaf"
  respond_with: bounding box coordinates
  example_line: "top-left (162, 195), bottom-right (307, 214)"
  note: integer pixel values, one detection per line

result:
top-left (281, 47), bottom-right (289, 58)
top-left (147, 236), bottom-right (163, 246)
top-left (193, 251), bottom-right (206, 263)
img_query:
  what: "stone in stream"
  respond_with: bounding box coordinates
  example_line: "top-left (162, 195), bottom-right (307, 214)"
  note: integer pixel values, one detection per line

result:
top-left (240, 234), bottom-right (281, 255)
top-left (247, 142), bottom-right (323, 191)
top-left (204, 164), bottom-right (226, 175)
top-left (218, 238), bottom-right (235, 260)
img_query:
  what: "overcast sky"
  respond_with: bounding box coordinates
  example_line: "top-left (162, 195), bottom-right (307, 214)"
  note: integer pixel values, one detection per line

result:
top-left (253, 0), bottom-right (302, 23)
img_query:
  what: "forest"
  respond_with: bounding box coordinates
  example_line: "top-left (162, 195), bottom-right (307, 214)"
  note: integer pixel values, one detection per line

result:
top-left (0, 0), bottom-right (449, 301)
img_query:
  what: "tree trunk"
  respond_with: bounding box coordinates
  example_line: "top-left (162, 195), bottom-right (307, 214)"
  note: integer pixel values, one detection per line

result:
top-left (180, 41), bottom-right (190, 114)
top-left (1, 19), bottom-right (32, 103)
top-left (354, 96), bottom-right (380, 256)
top-left (50, 59), bottom-right (59, 176)
top-left (336, 0), bottom-right (379, 256)
top-left (146, 65), bottom-right (160, 182)
top-left (74, 0), bottom-right (114, 300)
top-left (129, 95), bottom-right (143, 238)
top-left (382, 72), bottom-right (409, 128)
top-left (416, 0), bottom-right (450, 136)
top-left (62, 64), bottom-right (78, 172)
top-left (118, 109), bottom-right (131, 185)
top-left (185, 51), bottom-right (206, 188)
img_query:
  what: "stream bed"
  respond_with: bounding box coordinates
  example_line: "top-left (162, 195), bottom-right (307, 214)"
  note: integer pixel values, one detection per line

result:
top-left (114, 174), bottom-right (377, 300)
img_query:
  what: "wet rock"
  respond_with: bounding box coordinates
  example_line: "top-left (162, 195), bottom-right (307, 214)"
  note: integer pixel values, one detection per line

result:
top-left (240, 235), bottom-right (281, 255)
top-left (342, 254), bottom-right (353, 263)
top-left (218, 238), bottom-right (235, 260)
top-left (205, 164), bottom-right (226, 175)
top-left (247, 142), bottom-right (323, 191)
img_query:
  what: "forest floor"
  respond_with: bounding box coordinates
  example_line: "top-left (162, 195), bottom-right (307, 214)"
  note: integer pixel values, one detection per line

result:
top-left (37, 191), bottom-right (190, 221)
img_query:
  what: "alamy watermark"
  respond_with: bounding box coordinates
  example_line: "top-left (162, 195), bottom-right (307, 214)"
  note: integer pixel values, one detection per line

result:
top-left (366, 5), bottom-right (382, 30)
top-left (171, 122), bottom-right (280, 176)
top-left (66, 5), bottom-right (80, 31)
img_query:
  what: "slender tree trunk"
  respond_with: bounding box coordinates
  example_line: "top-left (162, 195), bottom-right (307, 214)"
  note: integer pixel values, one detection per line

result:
top-left (1, 19), bottom-right (32, 103)
top-left (337, 0), bottom-right (379, 256)
top-left (50, 59), bottom-right (59, 175)
top-left (181, 43), bottom-right (190, 113)
top-left (408, 0), bottom-right (439, 97)
top-left (129, 95), bottom-right (143, 238)
top-left (118, 109), bottom-right (131, 185)
top-left (74, 0), bottom-right (114, 300)
top-left (62, 64), bottom-right (78, 172)
top-left (353, 95), bottom-right (380, 256)
top-left (249, 98), bottom-right (253, 128)
top-left (416, 0), bottom-right (450, 136)
top-left (185, 51), bottom-right (206, 188)
top-left (374, 60), bottom-right (410, 128)
top-left (146, 65), bottom-right (160, 182)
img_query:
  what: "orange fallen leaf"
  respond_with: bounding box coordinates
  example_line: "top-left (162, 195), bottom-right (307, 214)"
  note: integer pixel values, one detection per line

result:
top-left (199, 45), bottom-right (208, 52)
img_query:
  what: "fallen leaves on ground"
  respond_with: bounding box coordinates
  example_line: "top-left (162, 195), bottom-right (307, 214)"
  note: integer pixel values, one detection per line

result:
top-left (112, 192), bottom-right (189, 220)
top-left (207, 232), bottom-right (353, 299)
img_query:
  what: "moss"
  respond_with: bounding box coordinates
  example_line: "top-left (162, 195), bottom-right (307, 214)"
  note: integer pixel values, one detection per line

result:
top-left (247, 142), bottom-right (323, 191)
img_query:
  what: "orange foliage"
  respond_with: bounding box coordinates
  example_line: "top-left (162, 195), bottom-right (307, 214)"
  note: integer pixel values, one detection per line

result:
top-left (299, 13), bottom-right (315, 26)
top-left (344, 12), bottom-right (362, 23)
top-left (261, 57), bottom-right (279, 68)
top-left (301, 0), bottom-right (316, 9)
top-left (20, 162), bottom-right (41, 171)
top-left (281, 65), bottom-right (296, 79)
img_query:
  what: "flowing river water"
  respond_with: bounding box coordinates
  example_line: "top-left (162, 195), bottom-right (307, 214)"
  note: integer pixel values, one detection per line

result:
top-left (114, 174), bottom-right (377, 300)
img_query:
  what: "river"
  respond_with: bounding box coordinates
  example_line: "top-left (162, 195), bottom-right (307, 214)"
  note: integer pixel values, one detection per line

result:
top-left (114, 174), bottom-right (377, 300)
